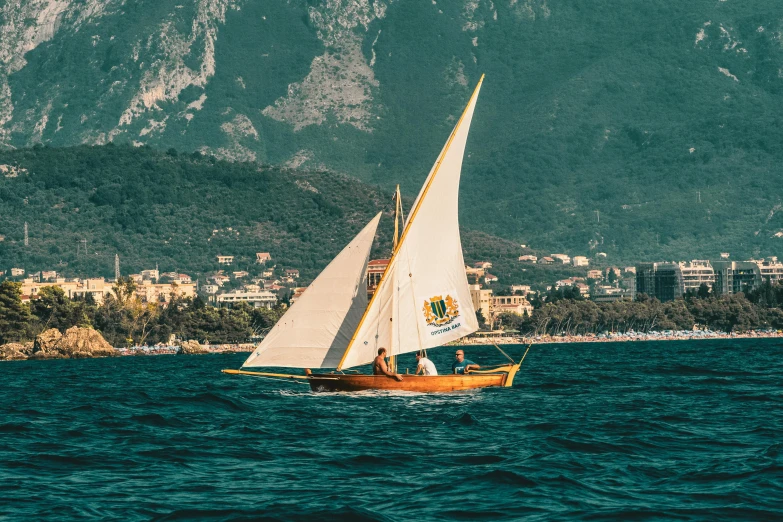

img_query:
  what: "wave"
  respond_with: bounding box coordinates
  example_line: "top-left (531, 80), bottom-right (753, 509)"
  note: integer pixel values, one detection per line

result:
top-left (0, 422), bottom-right (30, 433)
top-left (130, 413), bottom-right (189, 428)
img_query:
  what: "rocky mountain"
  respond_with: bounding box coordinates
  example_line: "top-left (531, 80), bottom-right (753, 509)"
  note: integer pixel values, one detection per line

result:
top-left (2, 0), bottom-right (783, 261)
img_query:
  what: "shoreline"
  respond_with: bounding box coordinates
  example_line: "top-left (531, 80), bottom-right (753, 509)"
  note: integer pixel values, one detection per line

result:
top-left (453, 329), bottom-right (783, 346)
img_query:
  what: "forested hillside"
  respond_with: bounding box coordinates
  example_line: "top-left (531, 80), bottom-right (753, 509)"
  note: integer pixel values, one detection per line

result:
top-left (0, 145), bottom-right (558, 284)
top-left (0, 145), bottom-right (395, 278)
top-left (2, 1), bottom-right (783, 261)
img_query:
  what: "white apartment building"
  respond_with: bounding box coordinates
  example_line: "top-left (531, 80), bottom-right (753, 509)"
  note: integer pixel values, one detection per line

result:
top-left (755, 258), bottom-right (783, 284)
top-left (216, 290), bottom-right (277, 309)
top-left (572, 256), bottom-right (589, 267)
top-left (678, 260), bottom-right (716, 292)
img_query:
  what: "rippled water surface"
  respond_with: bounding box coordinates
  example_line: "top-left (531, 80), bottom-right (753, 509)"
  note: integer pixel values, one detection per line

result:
top-left (2, 339), bottom-right (782, 521)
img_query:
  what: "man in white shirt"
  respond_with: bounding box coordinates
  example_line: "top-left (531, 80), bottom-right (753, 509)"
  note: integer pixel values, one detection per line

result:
top-left (415, 351), bottom-right (438, 376)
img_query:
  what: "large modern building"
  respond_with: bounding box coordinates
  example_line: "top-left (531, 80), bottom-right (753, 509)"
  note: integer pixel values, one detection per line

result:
top-left (636, 260), bottom-right (718, 301)
top-left (636, 263), bottom-right (683, 302)
top-left (712, 261), bottom-right (762, 296)
top-left (678, 260), bottom-right (716, 293)
top-left (755, 258), bottom-right (783, 285)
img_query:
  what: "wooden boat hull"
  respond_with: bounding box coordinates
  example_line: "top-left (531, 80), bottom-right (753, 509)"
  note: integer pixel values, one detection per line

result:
top-left (307, 371), bottom-right (515, 393)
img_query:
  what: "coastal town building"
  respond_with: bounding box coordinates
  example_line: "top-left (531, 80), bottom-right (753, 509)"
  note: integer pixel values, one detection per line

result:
top-left (256, 252), bottom-right (272, 264)
top-left (510, 284), bottom-right (531, 295)
top-left (216, 255), bottom-right (234, 265)
top-left (473, 261), bottom-right (493, 269)
top-left (136, 281), bottom-right (196, 304)
top-left (141, 269), bottom-right (159, 281)
top-left (518, 255), bottom-right (537, 263)
top-left (551, 254), bottom-right (571, 264)
top-left (712, 261), bottom-right (762, 296)
top-left (470, 284), bottom-right (493, 325)
top-left (215, 290), bottom-right (277, 309)
top-left (367, 259), bottom-right (389, 296)
top-left (592, 285), bottom-right (629, 302)
top-left (232, 271), bottom-right (249, 279)
top-left (538, 257), bottom-right (554, 265)
top-left (572, 256), bottom-right (589, 267)
top-left (210, 274), bottom-right (230, 286)
top-left (290, 287), bottom-right (307, 304)
top-left (635, 261), bottom-right (715, 301)
top-left (484, 273), bottom-right (498, 284)
top-left (491, 295), bottom-right (533, 317)
top-left (678, 260), bottom-right (715, 292)
top-left (465, 265), bottom-right (485, 282)
top-left (285, 269), bottom-right (300, 279)
top-left (587, 270), bottom-right (603, 280)
top-left (755, 258), bottom-right (783, 285)
top-left (10, 268), bottom-right (24, 276)
top-left (201, 284), bottom-right (219, 294)
top-left (636, 263), bottom-right (683, 302)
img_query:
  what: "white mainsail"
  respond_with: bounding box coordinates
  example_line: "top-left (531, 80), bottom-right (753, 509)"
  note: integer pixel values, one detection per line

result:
top-left (242, 213), bottom-right (382, 369)
top-left (338, 77), bottom-right (484, 370)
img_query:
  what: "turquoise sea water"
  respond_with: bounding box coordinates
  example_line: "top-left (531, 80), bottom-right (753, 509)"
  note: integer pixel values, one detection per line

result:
top-left (1, 339), bottom-right (782, 521)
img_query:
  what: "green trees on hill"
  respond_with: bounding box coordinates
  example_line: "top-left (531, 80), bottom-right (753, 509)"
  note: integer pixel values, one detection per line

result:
top-left (0, 145), bottom-right (394, 279)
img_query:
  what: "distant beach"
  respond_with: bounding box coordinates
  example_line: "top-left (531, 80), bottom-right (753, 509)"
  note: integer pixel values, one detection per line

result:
top-left (455, 329), bottom-right (783, 346)
top-left (117, 343), bottom-right (256, 356)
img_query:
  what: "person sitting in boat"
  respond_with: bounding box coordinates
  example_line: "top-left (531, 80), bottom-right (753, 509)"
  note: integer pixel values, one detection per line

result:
top-left (415, 351), bottom-right (438, 376)
top-left (373, 348), bottom-right (403, 381)
top-left (452, 350), bottom-right (480, 374)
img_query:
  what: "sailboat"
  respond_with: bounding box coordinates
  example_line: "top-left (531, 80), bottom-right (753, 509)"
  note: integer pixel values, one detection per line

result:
top-left (223, 75), bottom-right (526, 392)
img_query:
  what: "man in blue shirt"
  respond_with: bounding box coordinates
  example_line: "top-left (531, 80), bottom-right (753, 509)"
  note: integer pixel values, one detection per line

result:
top-left (452, 349), bottom-right (480, 374)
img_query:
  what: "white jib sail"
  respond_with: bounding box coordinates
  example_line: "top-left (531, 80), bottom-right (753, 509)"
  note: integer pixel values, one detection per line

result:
top-left (338, 77), bottom-right (483, 370)
top-left (242, 213), bottom-right (382, 369)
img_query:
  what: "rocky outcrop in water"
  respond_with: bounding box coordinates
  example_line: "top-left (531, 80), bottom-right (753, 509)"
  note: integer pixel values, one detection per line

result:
top-left (177, 340), bottom-right (209, 355)
top-left (21, 327), bottom-right (118, 360)
top-left (0, 342), bottom-right (32, 361)
top-left (58, 327), bottom-right (117, 358)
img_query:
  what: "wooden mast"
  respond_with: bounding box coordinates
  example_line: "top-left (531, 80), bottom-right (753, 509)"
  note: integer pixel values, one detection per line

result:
top-left (389, 184), bottom-right (402, 373)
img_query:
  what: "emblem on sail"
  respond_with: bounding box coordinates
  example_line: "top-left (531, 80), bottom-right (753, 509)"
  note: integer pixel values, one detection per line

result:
top-left (422, 294), bottom-right (460, 327)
